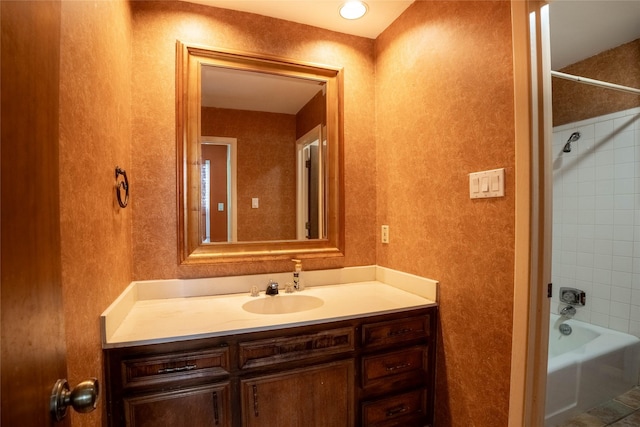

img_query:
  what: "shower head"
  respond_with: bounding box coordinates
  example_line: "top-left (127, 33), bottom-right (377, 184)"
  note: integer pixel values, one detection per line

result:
top-left (562, 132), bottom-right (581, 153)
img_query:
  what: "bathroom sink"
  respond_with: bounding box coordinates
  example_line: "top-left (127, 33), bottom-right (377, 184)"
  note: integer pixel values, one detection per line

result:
top-left (242, 294), bottom-right (324, 315)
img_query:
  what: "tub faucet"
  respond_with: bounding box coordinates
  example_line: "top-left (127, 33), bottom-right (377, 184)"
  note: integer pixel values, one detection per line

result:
top-left (560, 305), bottom-right (576, 318)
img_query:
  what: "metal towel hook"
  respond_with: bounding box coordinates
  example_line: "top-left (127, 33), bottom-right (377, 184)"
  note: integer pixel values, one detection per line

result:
top-left (115, 166), bottom-right (129, 208)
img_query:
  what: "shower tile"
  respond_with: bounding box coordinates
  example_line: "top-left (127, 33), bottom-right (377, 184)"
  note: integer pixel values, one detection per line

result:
top-left (579, 225), bottom-right (596, 239)
top-left (613, 240), bottom-right (633, 256)
top-left (615, 146), bottom-right (635, 164)
top-left (612, 256), bottom-right (633, 272)
top-left (578, 210), bottom-right (596, 225)
top-left (596, 150), bottom-right (615, 166)
top-left (614, 195), bottom-right (634, 210)
top-left (615, 178), bottom-right (635, 195)
top-left (615, 163), bottom-right (635, 179)
top-left (614, 131), bottom-right (635, 149)
top-left (595, 120), bottom-right (614, 137)
top-left (593, 254), bottom-right (613, 270)
top-left (611, 286), bottom-right (631, 303)
top-left (613, 225), bottom-right (634, 241)
top-left (592, 283), bottom-right (612, 299)
top-left (595, 209), bottom-right (615, 225)
top-left (630, 304), bottom-right (640, 320)
top-left (587, 400), bottom-right (635, 424)
top-left (594, 239), bottom-right (614, 255)
top-left (591, 297), bottom-right (611, 314)
top-left (611, 271), bottom-right (632, 287)
top-left (609, 316), bottom-right (630, 333)
top-left (578, 124), bottom-right (595, 140)
top-left (609, 301), bottom-right (630, 319)
top-left (578, 238), bottom-right (595, 253)
top-left (591, 311), bottom-right (609, 328)
top-left (614, 387), bottom-right (640, 409)
top-left (595, 216), bottom-right (613, 232)
top-left (576, 266), bottom-right (594, 282)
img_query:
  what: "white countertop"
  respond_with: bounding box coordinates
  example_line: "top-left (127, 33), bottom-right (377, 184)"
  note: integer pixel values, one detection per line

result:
top-left (101, 266), bottom-right (438, 349)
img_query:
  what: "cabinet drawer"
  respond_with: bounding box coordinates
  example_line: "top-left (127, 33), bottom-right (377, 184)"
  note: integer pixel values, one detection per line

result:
top-left (239, 327), bottom-right (354, 369)
top-left (362, 388), bottom-right (427, 427)
top-left (124, 382), bottom-right (231, 427)
top-left (122, 347), bottom-right (229, 389)
top-left (362, 316), bottom-right (430, 349)
top-left (361, 346), bottom-right (427, 390)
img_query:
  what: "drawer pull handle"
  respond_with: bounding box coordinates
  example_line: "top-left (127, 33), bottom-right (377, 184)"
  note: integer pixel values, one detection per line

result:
top-left (386, 404), bottom-right (408, 417)
top-left (157, 363), bottom-right (197, 374)
top-left (388, 328), bottom-right (413, 337)
top-left (212, 391), bottom-right (219, 425)
top-left (385, 362), bottom-right (411, 371)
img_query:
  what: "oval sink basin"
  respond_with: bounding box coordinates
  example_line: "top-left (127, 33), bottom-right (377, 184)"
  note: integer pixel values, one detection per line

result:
top-left (242, 295), bottom-right (324, 315)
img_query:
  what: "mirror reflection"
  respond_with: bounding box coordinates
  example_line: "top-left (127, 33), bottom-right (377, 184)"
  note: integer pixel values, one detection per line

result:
top-left (177, 42), bottom-right (344, 263)
top-left (200, 66), bottom-right (327, 243)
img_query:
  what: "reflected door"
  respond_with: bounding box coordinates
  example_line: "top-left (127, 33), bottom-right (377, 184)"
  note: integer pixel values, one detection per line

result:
top-left (202, 144), bottom-right (228, 242)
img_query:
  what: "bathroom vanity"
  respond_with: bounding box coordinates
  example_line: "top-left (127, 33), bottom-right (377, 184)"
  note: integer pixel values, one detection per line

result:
top-left (102, 270), bottom-right (438, 427)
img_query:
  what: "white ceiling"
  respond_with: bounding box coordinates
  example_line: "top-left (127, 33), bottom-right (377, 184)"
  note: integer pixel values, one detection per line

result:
top-left (187, 0), bottom-right (640, 70)
top-left (201, 65), bottom-right (324, 113)
top-left (186, 0), bottom-right (413, 39)
top-left (191, 0), bottom-right (640, 112)
top-left (549, 1), bottom-right (640, 70)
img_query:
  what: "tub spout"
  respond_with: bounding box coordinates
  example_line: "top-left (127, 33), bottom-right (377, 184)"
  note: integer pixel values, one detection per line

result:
top-left (560, 305), bottom-right (576, 318)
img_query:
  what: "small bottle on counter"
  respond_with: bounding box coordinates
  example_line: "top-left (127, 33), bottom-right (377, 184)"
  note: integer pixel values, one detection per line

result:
top-left (292, 259), bottom-right (304, 291)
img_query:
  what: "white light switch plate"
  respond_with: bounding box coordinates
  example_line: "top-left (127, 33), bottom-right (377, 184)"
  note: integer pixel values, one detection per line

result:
top-left (469, 168), bottom-right (505, 199)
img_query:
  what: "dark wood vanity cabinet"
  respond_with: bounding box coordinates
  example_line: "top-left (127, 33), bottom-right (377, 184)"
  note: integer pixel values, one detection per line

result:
top-left (104, 307), bottom-right (437, 427)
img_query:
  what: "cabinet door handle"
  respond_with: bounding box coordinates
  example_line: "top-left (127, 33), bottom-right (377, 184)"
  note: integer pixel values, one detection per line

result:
top-left (157, 363), bottom-right (197, 374)
top-left (252, 385), bottom-right (259, 417)
top-left (385, 362), bottom-right (411, 371)
top-left (386, 404), bottom-right (408, 417)
top-left (212, 391), bottom-right (219, 425)
top-left (388, 328), bottom-right (413, 337)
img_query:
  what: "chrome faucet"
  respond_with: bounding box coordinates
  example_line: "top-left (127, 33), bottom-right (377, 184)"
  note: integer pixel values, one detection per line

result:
top-left (265, 279), bottom-right (279, 296)
top-left (560, 305), bottom-right (576, 318)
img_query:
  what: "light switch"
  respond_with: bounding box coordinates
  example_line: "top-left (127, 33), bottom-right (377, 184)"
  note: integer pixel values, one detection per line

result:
top-left (251, 198), bottom-right (259, 208)
top-left (217, 203), bottom-right (224, 212)
top-left (481, 177), bottom-right (489, 192)
top-left (471, 177), bottom-right (479, 193)
top-left (491, 174), bottom-right (500, 192)
top-left (469, 168), bottom-right (505, 199)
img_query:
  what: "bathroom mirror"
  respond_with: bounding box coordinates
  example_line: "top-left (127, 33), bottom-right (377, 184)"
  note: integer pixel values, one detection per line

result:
top-left (177, 41), bottom-right (344, 263)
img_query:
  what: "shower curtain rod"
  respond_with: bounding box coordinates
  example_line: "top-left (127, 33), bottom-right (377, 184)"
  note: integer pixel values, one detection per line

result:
top-left (551, 71), bottom-right (640, 96)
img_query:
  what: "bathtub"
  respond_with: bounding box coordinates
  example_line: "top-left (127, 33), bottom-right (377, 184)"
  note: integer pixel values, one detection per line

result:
top-left (545, 314), bottom-right (640, 427)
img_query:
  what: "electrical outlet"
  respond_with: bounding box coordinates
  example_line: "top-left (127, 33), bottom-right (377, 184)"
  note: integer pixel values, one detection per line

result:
top-left (381, 225), bottom-right (389, 244)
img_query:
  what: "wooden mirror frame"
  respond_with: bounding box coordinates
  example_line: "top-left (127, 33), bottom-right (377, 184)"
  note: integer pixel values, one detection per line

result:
top-left (176, 41), bottom-right (344, 264)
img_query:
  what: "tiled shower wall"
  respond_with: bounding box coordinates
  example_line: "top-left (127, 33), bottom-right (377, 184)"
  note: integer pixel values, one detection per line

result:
top-left (552, 107), bottom-right (640, 335)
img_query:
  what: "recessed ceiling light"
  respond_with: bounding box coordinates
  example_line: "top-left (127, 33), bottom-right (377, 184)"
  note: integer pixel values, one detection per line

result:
top-left (339, 1), bottom-right (368, 20)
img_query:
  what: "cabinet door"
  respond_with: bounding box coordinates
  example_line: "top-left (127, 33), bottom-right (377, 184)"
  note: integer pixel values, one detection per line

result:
top-left (241, 360), bottom-right (354, 427)
top-left (124, 382), bottom-right (230, 427)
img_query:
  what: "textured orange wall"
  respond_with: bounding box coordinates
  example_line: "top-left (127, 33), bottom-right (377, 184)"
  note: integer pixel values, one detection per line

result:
top-left (58, 2), bottom-right (133, 426)
top-left (131, 1), bottom-right (376, 279)
top-left (553, 38), bottom-right (640, 126)
top-left (375, 2), bottom-right (516, 425)
top-left (296, 90), bottom-right (326, 139)
top-left (201, 107), bottom-right (297, 241)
